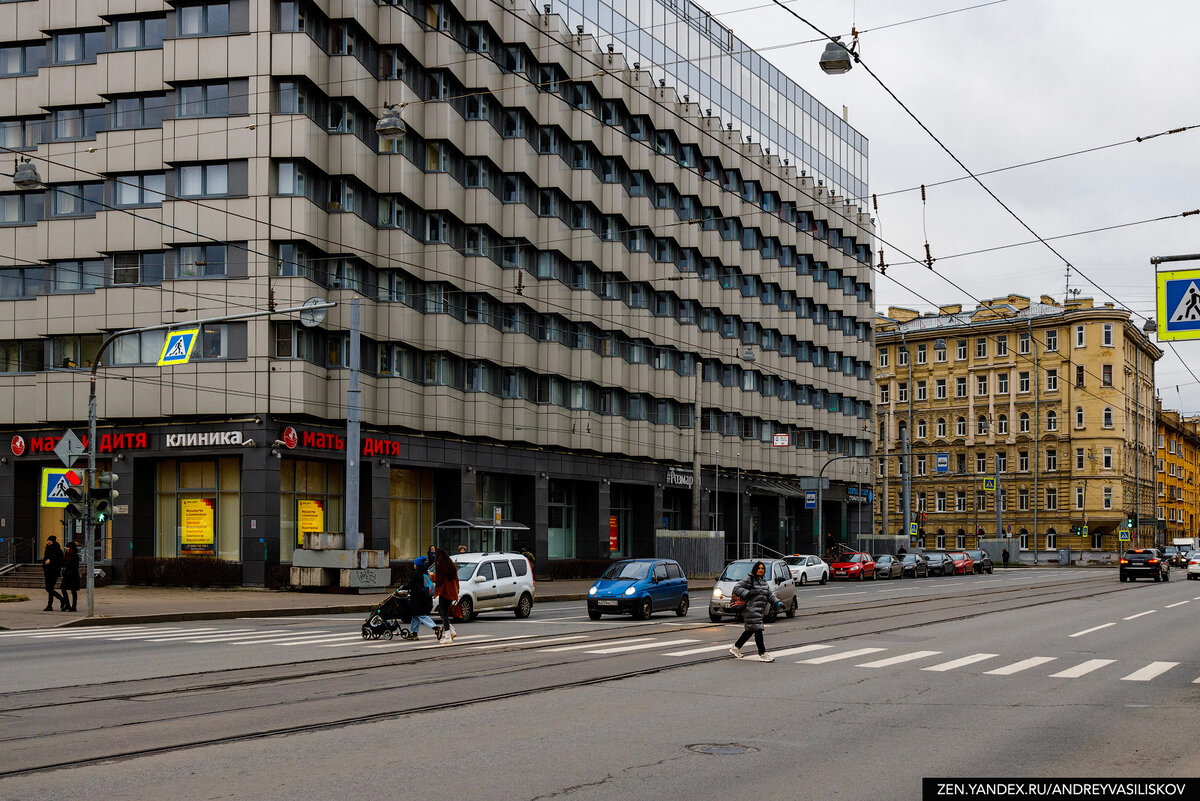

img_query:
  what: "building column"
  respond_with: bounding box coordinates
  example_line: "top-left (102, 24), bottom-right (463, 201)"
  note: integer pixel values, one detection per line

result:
top-left (240, 445), bottom-right (281, 587)
top-left (365, 459), bottom-right (391, 555)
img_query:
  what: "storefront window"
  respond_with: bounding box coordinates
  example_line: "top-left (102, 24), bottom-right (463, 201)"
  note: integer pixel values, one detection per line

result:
top-left (547, 479), bottom-right (576, 559)
top-left (156, 458), bottom-right (240, 560)
top-left (279, 459), bottom-right (343, 562)
top-left (389, 468), bottom-right (434, 559)
top-left (609, 486), bottom-right (634, 557)
top-left (474, 472), bottom-right (513, 521)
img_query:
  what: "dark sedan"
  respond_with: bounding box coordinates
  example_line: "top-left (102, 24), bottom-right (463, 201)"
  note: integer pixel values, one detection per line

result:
top-left (873, 554), bottom-right (904, 579)
top-left (899, 553), bottom-right (929, 578)
top-left (923, 552), bottom-right (955, 576)
top-left (1120, 549), bottom-right (1170, 582)
top-left (965, 549), bottom-right (994, 574)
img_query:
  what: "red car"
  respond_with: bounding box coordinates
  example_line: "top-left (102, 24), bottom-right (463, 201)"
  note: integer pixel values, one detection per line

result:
top-left (830, 552), bottom-right (876, 581)
top-left (948, 552), bottom-right (975, 575)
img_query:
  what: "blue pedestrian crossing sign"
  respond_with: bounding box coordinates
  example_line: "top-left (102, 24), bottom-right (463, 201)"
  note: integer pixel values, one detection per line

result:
top-left (1156, 269), bottom-right (1200, 341)
top-left (41, 468), bottom-right (84, 508)
top-left (158, 328), bottom-right (200, 366)
top-left (982, 478), bottom-right (996, 491)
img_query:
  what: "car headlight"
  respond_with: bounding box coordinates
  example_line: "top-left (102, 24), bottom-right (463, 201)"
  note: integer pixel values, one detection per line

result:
top-left (712, 587), bottom-right (723, 599)
top-left (624, 585), bottom-right (636, 596)
top-left (589, 586), bottom-right (597, 596)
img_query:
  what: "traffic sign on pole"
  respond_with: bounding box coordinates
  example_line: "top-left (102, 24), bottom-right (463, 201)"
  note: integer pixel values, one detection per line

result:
top-left (42, 468), bottom-right (85, 507)
top-left (1156, 268), bottom-right (1200, 341)
top-left (157, 328), bottom-right (200, 366)
top-left (982, 477), bottom-right (996, 491)
top-left (804, 491), bottom-right (817, 509)
top-left (52, 428), bottom-right (85, 468)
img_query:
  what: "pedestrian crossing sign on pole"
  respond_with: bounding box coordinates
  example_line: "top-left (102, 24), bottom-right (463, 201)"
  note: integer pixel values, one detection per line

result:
top-left (1156, 269), bottom-right (1200, 341)
top-left (41, 468), bottom-right (84, 507)
top-left (1118, 528), bottom-right (1131, 541)
top-left (982, 478), bottom-right (996, 491)
top-left (157, 328), bottom-right (200, 366)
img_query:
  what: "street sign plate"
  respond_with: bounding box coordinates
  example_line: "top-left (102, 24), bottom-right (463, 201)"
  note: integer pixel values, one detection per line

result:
top-left (804, 491), bottom-right (816, 509)
top-left (52, 428), bottom-right (85, 468)
top-left (158, 328), bottom-right (200, 366)
top-left (909, 522), bottom-right (919, 536)
top-left (772, 433), bottom-right (790, 447)
top-left (983, 477), bottom-right (996, 491)
top-left (1118, 528), bottom-right (1131, 541)
top-left (41, 468), bottom-right (84, 508)
top-left (936, 453), bottom-right (949, 473)
top-left (1156, 268), bottom-right (1200, 340)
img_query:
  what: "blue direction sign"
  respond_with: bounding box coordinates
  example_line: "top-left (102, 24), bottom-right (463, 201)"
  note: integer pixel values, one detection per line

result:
top-left (1157, 269), bottom-right (1200, 341)
top-left (982, 477), bottom-right (996, 491)
top-left (158, 328), bottom-right (200, 366)
top-left (804, 491), bottom-right (817, 509)
top-left (936, 453), bottom-right (949, 473)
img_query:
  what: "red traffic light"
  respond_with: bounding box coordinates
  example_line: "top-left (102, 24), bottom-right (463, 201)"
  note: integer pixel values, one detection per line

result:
top-left (66, 470), bottom-right (83, 486)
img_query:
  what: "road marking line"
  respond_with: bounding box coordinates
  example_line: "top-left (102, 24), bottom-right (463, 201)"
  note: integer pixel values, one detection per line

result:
top-left (1166, 601), bottom-right (1190, 609)
top-left (178, 630), bottom-right (293, 643)
top-left (225, 632), bottom-right (339, 644)
top-left (941, 582), bottom-right (962, 586)
top-left (540, 638), bottom-right (644, 652)
top-left (585, 638), bottom-right (699, 654)
top-left (1123, 610), bottom-right (1156, 621)
top-left (474, 635), bottom-right (587, 649)
top-left (663, 644), bottom-right (734, 657)
top-left (22, 627), bottom-right (188, 640)
top-left (273, 633), bottom-right (366, 646)
top-left (0, 626), bottom-right (153, 638)
top-left (768, 644), bottom-right (835, 658)
top-left (144, 629), bottom-right (258, 642)
top-left (797, 647), bottom-right (886, 664)
top-left (1121, 662), bottom-right (1179, 681)
top-left (984, 657), bottom-right (1057, 675)
top-left (1069, 623), bottom-right (1116, 638)
top-left (856, 650), bottom-right (942, 668)
top-left (815, 591), bottom-right (866, 598)
top-left (102, 628), bottom-right (222, 640)
top-left (1050, 659), bottom-right (1116, 678)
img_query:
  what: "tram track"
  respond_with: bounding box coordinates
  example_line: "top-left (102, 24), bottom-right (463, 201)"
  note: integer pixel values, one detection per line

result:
top-left (0, 574), bottom-right (1124, 777)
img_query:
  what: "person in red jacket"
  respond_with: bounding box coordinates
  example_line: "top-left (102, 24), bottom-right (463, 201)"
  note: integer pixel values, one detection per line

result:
top-left (432, 548), bottom-right (461, 643)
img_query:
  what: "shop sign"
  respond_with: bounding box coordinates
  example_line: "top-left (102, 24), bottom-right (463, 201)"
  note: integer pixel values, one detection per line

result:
top-left (772, 433), bottom-right (790, 447)
top-left (666, 466), bottom-right (694, 488)
top-left (609, 515), bottom-right (618, 551)
top-left (180, 498), bottom-right (216, 556)
top-left (26, 432), bottom-right (149, 455)
top-left (166, 431), bottom-right (244, 448)
top-left (10, 435), bottom-right (25, 456)
top-left (284, 427), bottom-right (403, 456)
top-left (297, 499), bottom-right (325, 544)
top-left (280, 426), bottom-right (299, 449)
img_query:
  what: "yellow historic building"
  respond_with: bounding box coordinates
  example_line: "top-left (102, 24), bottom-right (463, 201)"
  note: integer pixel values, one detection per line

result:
top-left (1156, 401), bottom-right (1200, 547)
top-left (873, 295), bottom-right (1161, 559)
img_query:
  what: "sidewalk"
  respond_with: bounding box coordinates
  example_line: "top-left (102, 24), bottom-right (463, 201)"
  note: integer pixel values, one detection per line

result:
top-left (0, 579), bottom-right (715, 631)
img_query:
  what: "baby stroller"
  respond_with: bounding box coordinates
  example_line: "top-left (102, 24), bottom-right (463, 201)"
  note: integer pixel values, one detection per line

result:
top-left (361, 588), bottom-right (411, 640)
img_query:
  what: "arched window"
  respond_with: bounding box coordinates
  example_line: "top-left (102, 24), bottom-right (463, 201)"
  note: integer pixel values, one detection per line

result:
top-left (936, 418), bottom-right (946, 438)
top-left (1047, 410), bottom-right (1058, 431)
top-left (1019, 412), bottom-right (1030, 433)
top-left (956, 417), bottom-right (967, 437)
top-left (1075, 406), bottom-right (1084, 428)
top-left (956, 529), bottom-right (966, 549)
top-left (1103, 407), bottom-right (1113, 428)
top-left (977, 415), bottom-right (989, 436)
top-left (916, 419), bottom-right (926, 439)
top-left (997, 414), bottom-right (1008, 434)
top-left (1046, 528), bottom-right (1057, 549)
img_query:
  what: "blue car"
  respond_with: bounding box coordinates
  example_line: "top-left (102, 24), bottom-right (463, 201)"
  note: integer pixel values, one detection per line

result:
top-left (587, 558), bottom-right (689, 620)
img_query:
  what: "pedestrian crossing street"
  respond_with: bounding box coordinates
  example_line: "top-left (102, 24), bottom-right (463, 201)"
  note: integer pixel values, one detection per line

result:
top-left (4, 624), bottom-right (1198, 685)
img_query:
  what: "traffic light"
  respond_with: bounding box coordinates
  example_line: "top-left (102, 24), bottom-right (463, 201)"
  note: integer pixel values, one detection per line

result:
top-left (1126, 515), bottom-right (1134, 529)
top-left (920, 512), bottom-right (927, 525)
top-left (90, 471), bottom-right (119, 525)
top-left (64, 470), bottom-right (87, 520)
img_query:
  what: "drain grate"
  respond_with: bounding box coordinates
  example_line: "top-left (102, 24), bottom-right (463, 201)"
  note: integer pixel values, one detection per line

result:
top-left (686, 743), bottom-right (759, 756)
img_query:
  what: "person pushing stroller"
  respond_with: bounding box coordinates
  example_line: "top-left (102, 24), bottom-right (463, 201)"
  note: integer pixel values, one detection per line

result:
top-left (406, 556), bottom-right (443, 642)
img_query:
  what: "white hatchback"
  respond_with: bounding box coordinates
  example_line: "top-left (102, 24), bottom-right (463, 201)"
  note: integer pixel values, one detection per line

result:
top-left (1187, 551), bottom-right (1200, 581)
top-left (450, 552), bottom-right (535, 620)
top-left (783, 554), bottom-right (829, 586)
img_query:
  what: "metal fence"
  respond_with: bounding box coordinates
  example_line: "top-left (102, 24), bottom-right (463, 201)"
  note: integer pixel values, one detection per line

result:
top-left (655, 529), bottom-right (726, 579)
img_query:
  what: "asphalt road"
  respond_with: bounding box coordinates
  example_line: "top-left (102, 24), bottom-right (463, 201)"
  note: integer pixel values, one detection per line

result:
top-left (1, 568), bottom-right (1196, 800)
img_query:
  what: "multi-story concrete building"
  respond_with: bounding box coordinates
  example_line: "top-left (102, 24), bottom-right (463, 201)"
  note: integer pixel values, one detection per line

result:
top-left (0, 0), bottom-right (875, 584)
top-left (874, 295), bottom-right (1160, 560)
top-left (1155, 401), bottom-right (1200, 546)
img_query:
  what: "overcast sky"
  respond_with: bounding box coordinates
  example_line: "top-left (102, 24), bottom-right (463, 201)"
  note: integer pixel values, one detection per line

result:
top-left (699, 0), bottom-right (1200, 411)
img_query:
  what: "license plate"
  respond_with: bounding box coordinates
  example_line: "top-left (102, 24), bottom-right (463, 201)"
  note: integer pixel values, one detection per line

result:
top-left (597, 600), bottom-right (617, 607)
top-left (837, 570), bottom-right (846, 575)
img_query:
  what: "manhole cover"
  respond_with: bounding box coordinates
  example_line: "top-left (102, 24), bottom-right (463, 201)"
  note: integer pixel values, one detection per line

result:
top-left (686, 743), bottom-right (759, 756)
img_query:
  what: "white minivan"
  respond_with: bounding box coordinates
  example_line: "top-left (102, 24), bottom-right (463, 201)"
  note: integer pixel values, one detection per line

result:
top-left (451, 552), bottom-right (535, 620)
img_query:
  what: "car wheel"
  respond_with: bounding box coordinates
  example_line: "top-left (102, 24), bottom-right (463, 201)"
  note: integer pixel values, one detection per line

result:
top-left (459, 596), bottom-right (476, 621)
top-left (820, 573), bottom-right (828, 585)
top-left (785, 597), bottom-right (797, 618)
top-left (588, 608), bottom-right (602, 620)
top-left (708, 611), bottom-right (723, 623)
top-left (633, 598), bottom-right (652, 620)
top-left (676, 594), bottom-right (690, 617)
top-left (857, 570), bottom-right (864, 582)
top-left (514, 593), bottom-right (533, 618)
top-left (1163, 570), bottom-right (1170, 582)
top-left (799, 573), bottom-right (807, 586)
top-left (1154, 572), bottom-right (1161, 582)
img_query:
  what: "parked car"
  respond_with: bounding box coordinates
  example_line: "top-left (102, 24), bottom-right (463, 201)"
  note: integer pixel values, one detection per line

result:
top-left (830, 552), bottom-right (876, 581)
top-left (965, 549), bottom-right (994, 574)
top-left (1187, 551), bottom-right (1200, 580)
top-left (873, 554), bottom-right (904, 579)
top-left (587, 558), bottom-right (689, 620)
top-left (783, 554), bottom-right (828, 586)
top-left (709, 558), bottom-right (797, 623)
top-left (899, 553), bottom-right (929, 578)
top-left (451, 552), bottom-right (536, 620)
top-left (1162, 546), bottom-right (1187, 568)
top-left (947, 551), bottom-right (975, 576)
top-left (1120, 549), bottom-right (1170, 582)
top-left (922, 552), bottom-right (955, 576)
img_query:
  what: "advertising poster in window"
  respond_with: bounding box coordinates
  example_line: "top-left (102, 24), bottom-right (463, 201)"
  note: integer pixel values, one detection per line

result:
top-left (297, 499), bottom-right (325, 544)
top-left (180, 498), bottom-right (215, 556)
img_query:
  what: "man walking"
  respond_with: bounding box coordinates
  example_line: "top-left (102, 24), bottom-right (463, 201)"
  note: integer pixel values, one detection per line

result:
top-left (1002, 547), bottom-right (1010, 568)
top-left (42, 535), bottom-right (67, 612)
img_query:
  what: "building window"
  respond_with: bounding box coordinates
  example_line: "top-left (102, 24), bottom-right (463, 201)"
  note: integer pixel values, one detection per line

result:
top-left (996, 414), bottom-right (1008, 434)
top-left (178, 3), bottom-right (231, 37)
top-left (1075, 407), bottom-right (1085, 428)
top-left (936, 418), bottom-right (946, 437)
top-left (388, 468), bottom-right (435, 559)
top-left (1046, 487), bottom-right (1058, 510)
top-left (1019, 488), bottom-right (1029, 511)
top-left (1103, 447), bottom-right (1112, 469)
top-left (916, 419), bottom-right (927, 439)
top-left (175, 244), bottom-right (227, 278)
top-left (114, 16), bottom-right (167, 50)
top-left (1019, 451), bottom-right (1029, 472)
top-left (1103, 407), bottom-right (1113, 428)
top-left (957, 453), bottom-right (966, 473)
top-left (1102, 364), bottom-right (1112, 386)
top-left (156, 459), bottom-right (241, 560)
top-left (916, 455), bottom-right (927, 476)
top-left (1103, 486), bottom-right (1113, 509)
top-left (1046, 369), bottom-right (1057, 392)
top-left (997, 373), bottom-right (1009, 394)
top-left (1045, 330), bottom-right (1057, 351)
top-left (177, 82), bottom-right (230, 118)
top-left (956, 339), bottom-right (967, 360)
top-left (956, 377), bottom-right (967, 398)
top-left (1075, 324), bottom-right (1085, 348)
top-left (935, 379), bottom-right (946, 400)
top-left (976, 452), bottom-right (987, 473)
top-left (955, 491), bottom-right (966, 512)
top-left (1018, 372), bottom-right (1030, 393)
top-left (547, 479), bottom-right (576, 559)
top-left (1046, 450), bottom-right (1058, 471)
top-left (1018, 332), bottom-right (1030, 354)
top-left (114, 173), bottom-right (167, 207)
top-left (977, 416), bottom-right (988, 436)
top-left (935, 344), bottom-right (947, 363)
top-left (975, 337), bottom-right (987, 358)
top-left (48, 260), bottom-right (104, 292)
top-left (112, 94), bottom-right (168, 130)
top-left (1075, 448), bottom-right (1084, 470)
top-left (956, 417), bottom-right (966, 437)
top-left (880, 384), bottom-right (889, 404)
top-left (976, 374), bottom-right (988, 396)
top-left (51, 334), bottom-right (102, 368)
top-left (1102, 323), bottom-right (1113, 347)
top-left (178, 163), bottom-right (229, 197)
top-left (897, 347), bottom-right (908, 366)
top-left (936, 492), bottom-right (946, 512)
top-left (1075, 485), bottom-right (1085, 509)
top-left (1075, 365), bottom-right (1085, 388)
top-left (878, 347), bottom-right (888, 367)
top-left (996, 335), bottom-right (1007, 356)
top-left (1046, 531), bottom-right (1056, 549)
top-left (1046, 410), bottom-right (1057, 432)
top-left (999, 489), bottom-right (1008, 511)
top-left (50, 184), bottom-right (103, 217)
top-left (976, 490), bottom-right (987, 511)
top-left (1019, 413), bottom-right (1030, 433)
top-left (916, 344), bottom-right (926, 364)
top-left (112, 251), bottom-right (165, 285)
top-left (916, 381), bottom-right (927, 401)
top-left (0, 42), bottom-right (46, 76)
top-left (110, 330), bottom-right (168, 365)
top-left (897, 382), bottom-right (908, 403)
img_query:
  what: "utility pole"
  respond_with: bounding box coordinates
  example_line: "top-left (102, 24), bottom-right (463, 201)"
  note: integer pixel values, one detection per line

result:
top-left (345, 299), bottom-right (361, 550)
top-left (882, 408), bottom-right (890, 542)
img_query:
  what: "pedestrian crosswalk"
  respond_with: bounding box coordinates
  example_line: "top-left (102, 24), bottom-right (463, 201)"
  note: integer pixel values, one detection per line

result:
top-left (3, 624), bottom-right (1197, 686)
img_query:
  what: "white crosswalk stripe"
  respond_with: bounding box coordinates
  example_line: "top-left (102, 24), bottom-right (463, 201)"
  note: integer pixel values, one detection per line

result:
top-left (984, 657), bottom-right (1057, 675)
top-left (1121, 662), bottom-right (1178, 681)
top-left (1049, 659), bottom-right (1116, 678)
top-left (585, 639), bottom-right (698, 654)
top-left (473, 635), bottom-right (583, 650)
top-left (797, 647), bottom-right (886, 665)
top-left (922, 653), bottom-right (998, 672)
top-left (768, 644), bottom-right (835, 658)
top-left (663, 644), bottom-right (735, 657)
top-left (540, 638), bottom-right (643, 653)
top-left (856, 650), bottom-right (942, 668)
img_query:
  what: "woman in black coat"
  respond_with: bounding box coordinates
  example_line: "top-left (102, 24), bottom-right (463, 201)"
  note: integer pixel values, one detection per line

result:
top-left (59, 541), bottom-right (81, 612)
top-left (41, 535), bottom-right (66, 612)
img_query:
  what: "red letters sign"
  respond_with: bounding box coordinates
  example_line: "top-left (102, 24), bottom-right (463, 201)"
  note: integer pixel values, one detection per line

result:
top-left (286, 427), bottom-right (402, 457)
top-left (27, 432), bottom-right (149, 454)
